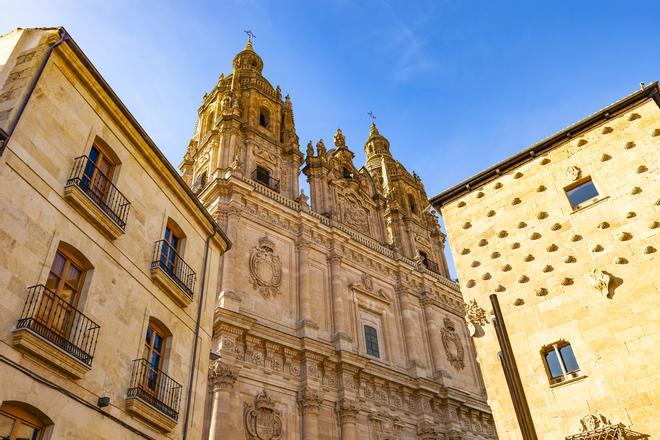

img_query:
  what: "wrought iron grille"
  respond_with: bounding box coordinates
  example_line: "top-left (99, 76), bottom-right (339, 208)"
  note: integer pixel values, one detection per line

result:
top-left (250, 168), bottom-right (280, 192)
top-left (16, 284), bottom-right (100, 366)
top-left (65, 155), bottom-right (131, 229)
top-left (127, 358), bottom-right (182, 420)
top-left (151, 240), bottom-right (196, 298)
top-left (565, 424), bottom-right (649, 440)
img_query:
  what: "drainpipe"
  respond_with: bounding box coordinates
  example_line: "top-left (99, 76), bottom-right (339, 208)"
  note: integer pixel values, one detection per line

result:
top-left (0, 28), bottom-right (69, 157)
top-left (182, 224), bottom-right (219, 439)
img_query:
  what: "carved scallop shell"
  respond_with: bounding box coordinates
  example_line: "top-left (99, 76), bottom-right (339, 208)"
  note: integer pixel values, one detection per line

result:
top-left (524, 254), bottom-right (535, 262)
top-left (546, 244), bottom-right (558, 252)
top-left (513, 298), bottom-right (525, 306)
top-left (624, 141), bottom-right (636, 149)
top-left (513, 172), bottom-right (523, 179)
top-left (461, 248), bottom-right (471, 255)
top-left (535, 287), bottom-right (548, 297)
top-left (540, 158), bottom-right (551, 165)
top-left (511, 197), bottom-right (521, 205)
top-left (517, 222), bottom-right (527, 229)
top-left (510, 242), bottom-right (520, 249)
top-left (494, 182), bottom-right (503, 189)
top-left (458, 201), bottom-right (467, 207)
top-left (487, 210), bottom-right (496, 217)
top-left (518, 275), bottom-right (529, 283)
top-left (502, 264), bottom-right (512, 272)
top-left (478, 239), bottom-right (488, 247)
top-left (497, 230), bottom-right (508, 238)
top-left (600, 153), bottom-right (611, 161)
top-left (551, 223), bottom-right (561, 231)
top-left (542, 265), bottom-right (553, 273)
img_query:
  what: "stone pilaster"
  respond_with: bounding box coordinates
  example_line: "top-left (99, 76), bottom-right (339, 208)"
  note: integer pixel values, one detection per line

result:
top-left (298, 386), bottom-right (322, 440)
top-left (296, 237), bottom-right (318, 335)
top-left (337, 398), bottom-right (359, 440)
top-left (420, 293), bottom-right (446, 380)
top-left (207, 361), bottom-right (239, 440)
top-left (328, 252), bottom-right (352, 349)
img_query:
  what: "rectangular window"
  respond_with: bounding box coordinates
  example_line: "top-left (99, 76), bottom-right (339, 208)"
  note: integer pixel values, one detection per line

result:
top-left (565, 178), bottom-right (599, 209)
top-left (256, 166), bottom-right (270, 185)
top-left (543, 342), bottom-right (580, 384)
top-left (364, 325), bottom-right (380, 358)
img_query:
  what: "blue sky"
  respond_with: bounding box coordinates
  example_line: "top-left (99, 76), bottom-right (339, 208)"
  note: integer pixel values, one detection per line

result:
top-left (3, 1), bottom-right (659, 274)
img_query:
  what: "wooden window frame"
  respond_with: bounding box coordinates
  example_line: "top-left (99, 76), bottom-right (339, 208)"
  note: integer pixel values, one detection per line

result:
top-left (142, 320), bottom-right (168, 396)
top-left (564, 177), bottom-right (600, 210)
top-left (541, 341), bottom-right (581, 385)
top-left (364, 324), bottom-right (380, 358)
top-left (0, 403), bottom-right (45, 440)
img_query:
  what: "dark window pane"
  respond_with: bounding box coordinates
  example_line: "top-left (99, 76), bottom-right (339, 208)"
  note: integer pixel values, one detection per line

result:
top-left (566, 180), bottom-right (599, 208)
top-left (364, 325), bottom-right (380, 358)
top-left (560, 345), bottom-right (579, 373)
top-left (544, 350), bottom-right (563, 378)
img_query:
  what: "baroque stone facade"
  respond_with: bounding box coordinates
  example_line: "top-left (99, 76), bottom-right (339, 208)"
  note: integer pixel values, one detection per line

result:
top-left (182, 38), bottom-right (496, 439)
top-left (432, 84), bottom-right (659, 438)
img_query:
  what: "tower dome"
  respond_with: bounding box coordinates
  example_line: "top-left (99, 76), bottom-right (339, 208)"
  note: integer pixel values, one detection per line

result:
top-left (232, 36), bottom-right (264, 73)
top-left (364, 122), bottom-right (391, 158)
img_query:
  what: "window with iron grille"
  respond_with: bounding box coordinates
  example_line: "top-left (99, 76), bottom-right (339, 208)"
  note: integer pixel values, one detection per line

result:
top-left (364, 325), bottom-right (380, 358)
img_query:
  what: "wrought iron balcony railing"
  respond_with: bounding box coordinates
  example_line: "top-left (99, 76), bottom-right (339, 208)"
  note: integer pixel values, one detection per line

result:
top-left (151, 240), bottom-right (196, 298)
top-left (16, 284), bottom-right (100, 366)
top-left (250, 169), bottom-right (280, 193)
top-left (127, 358), bottom-right (182, 420)
top-left (65, 155), bottom-right (131, 229)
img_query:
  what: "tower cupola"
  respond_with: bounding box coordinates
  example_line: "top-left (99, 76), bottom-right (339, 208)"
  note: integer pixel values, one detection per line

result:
top-left (232, 36), bottom-right (264, 73)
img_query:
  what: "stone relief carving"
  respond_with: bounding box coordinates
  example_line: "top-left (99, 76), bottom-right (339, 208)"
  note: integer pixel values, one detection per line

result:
top-left (464, 299), bottom-right (488, 336)
top-left (579, 414), bottom-right (610, 432)
top-left (208, 360), bottom-right (239, 391)
top-left (369, 412), bottom-right (403, 440)
top-left (341, 196), bottom-right (370, 234)
top-left (588, 268), bottom-right (611, 297)
top-left (244, 392), bottom-right (283, 440)
top-left (566, 165), bottom-right (581, 181)
top-left (566, 413), bottom-right (650, 439)
top-left (441, 318), bottom-right (465, 370)
top-left (249, 235), bottom-right (282, 298)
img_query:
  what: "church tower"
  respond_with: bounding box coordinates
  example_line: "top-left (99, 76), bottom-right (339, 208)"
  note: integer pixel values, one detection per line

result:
top-left (180, 35), bottom-right (302, 200)
top-left (184, 38), bottom-right (496, 440)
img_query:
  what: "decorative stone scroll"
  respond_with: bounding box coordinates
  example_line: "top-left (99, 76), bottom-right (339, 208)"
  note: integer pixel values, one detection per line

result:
top-left (441, 318), bottom-right (465, 370)
top-left (244, 391), bottom-right (283, 440)
top-left (249, 236), bottom-right (282, 298)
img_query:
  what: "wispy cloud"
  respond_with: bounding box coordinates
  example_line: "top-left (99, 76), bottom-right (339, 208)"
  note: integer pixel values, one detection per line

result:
top-left (380, 1), bottom-right (440, 81)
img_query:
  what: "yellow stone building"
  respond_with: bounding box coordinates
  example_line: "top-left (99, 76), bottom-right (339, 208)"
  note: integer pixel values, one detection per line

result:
top-left (0, 27), bottom-right (230, 439)
top-left (431, 84), bottom-right (659, 439)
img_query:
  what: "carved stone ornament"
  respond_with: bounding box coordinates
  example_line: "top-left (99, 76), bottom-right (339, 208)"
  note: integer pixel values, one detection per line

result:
top-left (362, 273), bottom-right (374, 291)
top-left (588, 269), bottom-right (610, 296)
top-left (464, 299), bottom-right (488, 336)
top-left (566, 166), bottom-right (581, 181)
top-left (244, 392), bottom-right (283, 440)
top-left (441, 318), bottom-right (465, 370)
top-left (208, 360), bottom-right (239, 391)
top-left (249, 236), bottom-right (282, 298)
top-left (578, 413), bottom-right (611, 432)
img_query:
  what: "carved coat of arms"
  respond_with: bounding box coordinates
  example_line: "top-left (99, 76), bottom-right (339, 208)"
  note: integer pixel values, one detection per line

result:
top-left (249, 236), bottom-right (282, 298)
top-left (441, 318), bottom-right (465, 370)
top-left (244, 392), bottom-right (283, 440)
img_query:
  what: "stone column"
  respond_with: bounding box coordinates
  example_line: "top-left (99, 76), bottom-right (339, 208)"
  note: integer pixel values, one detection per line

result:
top-left (296, 237), bottom-right (317, 332)
top-left (298, 387), bottom-right (322, 440)
top-left (206, 361), bottom-right (239, 440)
top-left (328, 252), bottom-right (351, 349)
top-left (338, 398), bottom-right (359, 440)
top-left (421, 294), bottom-right (445, 378)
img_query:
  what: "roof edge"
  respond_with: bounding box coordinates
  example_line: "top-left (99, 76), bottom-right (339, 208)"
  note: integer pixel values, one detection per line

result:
top-left (430, 82), bottom-right (660, 207)
top-left (55, 27), bottom-right (231, 249)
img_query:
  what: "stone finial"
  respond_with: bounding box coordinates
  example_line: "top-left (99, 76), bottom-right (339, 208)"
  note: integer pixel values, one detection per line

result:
top-left (316, 139), bottom-right (327, 156)
top-left (333, 128), bottom-right (346, 149)
top-left (306, 140), bottom-right (314, 158)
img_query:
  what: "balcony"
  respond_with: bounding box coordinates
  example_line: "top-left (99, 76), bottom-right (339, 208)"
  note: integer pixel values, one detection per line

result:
top-left (150, 240), bottom-right (196, 307)
top-left (423, 259), bottom-right (441, 274)
top-left (12, 284), bottom-right (100, 379)
top-left (251, 168), bottom-right (280, 192)
top-left (125, 358), bottom-right (181, 432)
top-left (64, 155), bottom-right (131, 240)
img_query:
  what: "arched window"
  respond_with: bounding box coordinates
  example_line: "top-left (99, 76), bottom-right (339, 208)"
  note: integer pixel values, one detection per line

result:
top-left (259, 107), bottom-right (270, 128)
top-left (204, 111), bottom-right (215, 133)
top-left (0, 402), bottom-right (51, 440)
top-left (82, 138), bottom-right (120, 200)
top-left (408, 193), bottom-right (417, 213)
top-left (342, 167), bottom-right (352, 179)
top-left (542, 341), bottom-right (581, 384)
top-left (160, 219), bottom-right (186, 275)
